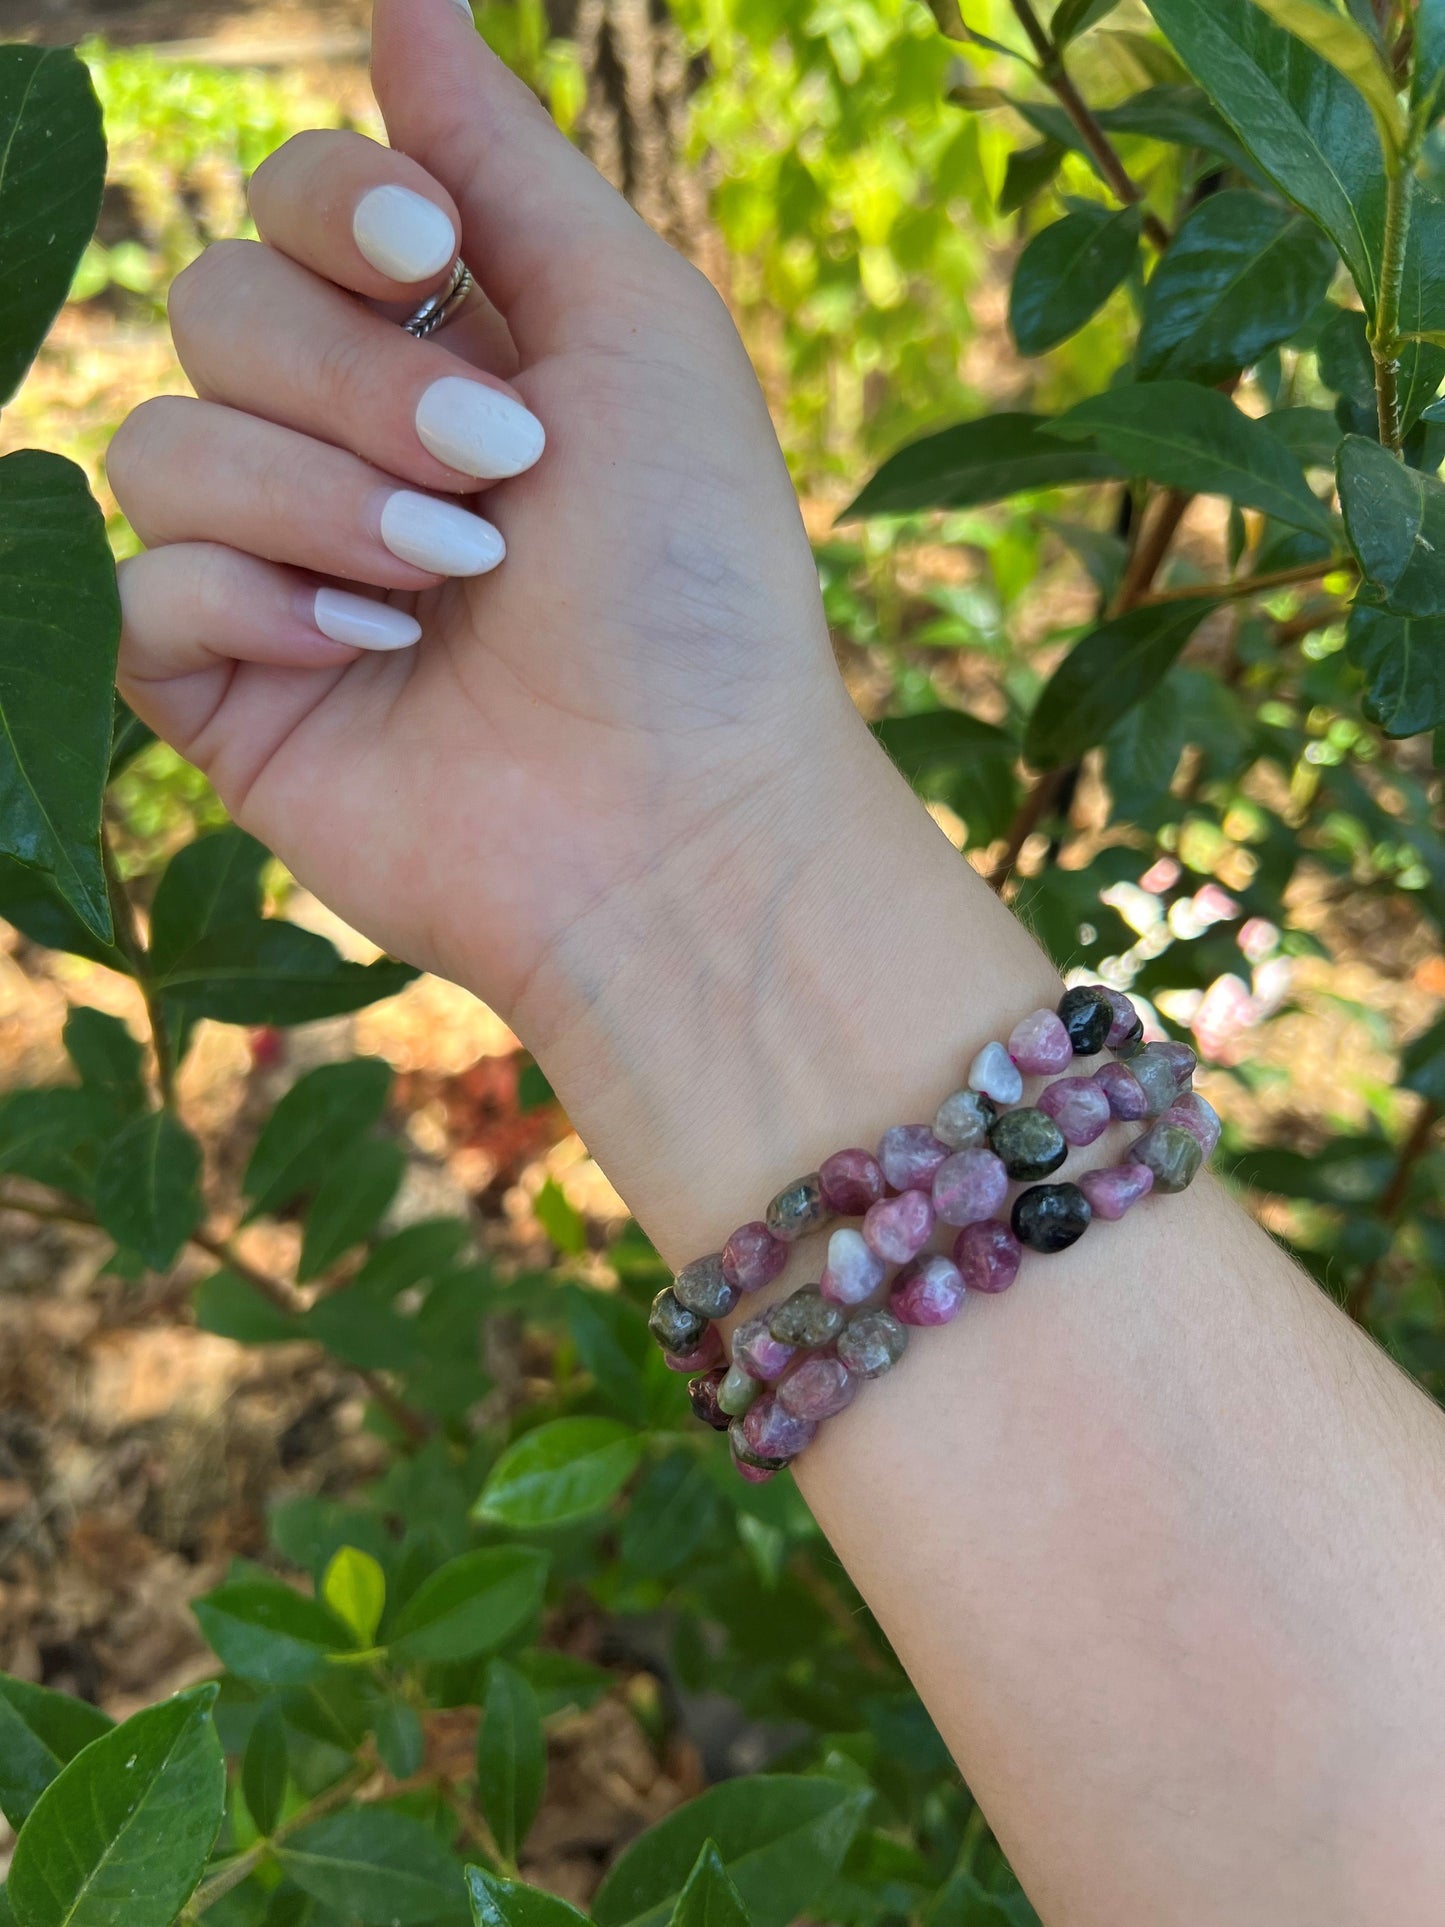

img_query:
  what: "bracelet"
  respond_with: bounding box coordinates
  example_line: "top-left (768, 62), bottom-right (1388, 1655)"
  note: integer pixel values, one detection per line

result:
top-left (647, 985), bottom-right (1219, 1484)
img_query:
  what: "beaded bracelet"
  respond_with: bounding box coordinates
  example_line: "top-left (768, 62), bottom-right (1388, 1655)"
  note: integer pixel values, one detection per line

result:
top-left (647, 985), bottom-right (1219, 1484)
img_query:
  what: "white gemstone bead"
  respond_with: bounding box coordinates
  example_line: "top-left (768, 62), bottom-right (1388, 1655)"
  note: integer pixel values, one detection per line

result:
top-left (967, 1040), bottom-right (1023, 1105)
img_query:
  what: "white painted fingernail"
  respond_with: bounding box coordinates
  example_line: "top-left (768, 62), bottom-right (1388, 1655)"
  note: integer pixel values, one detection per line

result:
top-left (415, 377), bottom-right (546, 481)
top-left (449, 0), bottom-right (475, 19)
top-left (353, 185), bottom-right (457, 284)
top-left (380, 491), bottom-right (505, 576)
top-left (313, 588), bottom-right (421, 651)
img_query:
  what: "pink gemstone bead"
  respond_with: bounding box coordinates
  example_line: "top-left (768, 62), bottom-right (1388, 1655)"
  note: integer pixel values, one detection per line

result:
top-left (890, 1253), bottom-right (966, 1327)
top-left (1007, 1008), bottom-right (1073, 1075)
top-left (1037, 1074), bottom-right (1111, 1146)
top-left (1092, 1059), bottom-right (1149, 1121)
top-left (732, 1315), bottom-right (796, 1382)
top-left (952, 1219), bottom-right (1022, 1293)
top-left (819, 1226), bottom-right (887, 1306)
top-left (1100, 987), bottom-right (1142, 1050)
top-left (818, 1147), bottom-right (886, 1215)
top-left (743, 1391), bottom-right (817, 1461)
top-left (663, 1324), bottom-right (724, 1373)
top-left (1162, 1090), bottom-right (1221, 1156)
top-left (931, 1147), bottom-right (1009, 1227)
top-left (863, 1189), bottom-right (935, 1265)
top-left (1078, 1161), bottom-right (1154, 1221)
top-left (777, 1352), bottom-right (858, 1421)
top-left (877, 1124), bottom-right (949, 1192)
top-left (721, 1221), bottom-right (787, 1293)
top-left (1156, 1041), bottom-right (1198, 1087)
top-left (734, 1457), bottom-right (776, 1485)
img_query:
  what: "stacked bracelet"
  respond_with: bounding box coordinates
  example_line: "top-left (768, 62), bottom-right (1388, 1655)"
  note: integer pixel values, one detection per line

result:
top-left (648, 985), bottom-right (1219, 1484)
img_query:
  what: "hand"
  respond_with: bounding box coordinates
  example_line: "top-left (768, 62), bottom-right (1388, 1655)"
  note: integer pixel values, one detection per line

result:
top-left (108, 0), bottom-right (851, 1036)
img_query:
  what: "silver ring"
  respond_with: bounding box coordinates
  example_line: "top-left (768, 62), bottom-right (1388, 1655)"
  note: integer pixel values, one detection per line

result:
top-left (402, 259), bottom-right (474, 340)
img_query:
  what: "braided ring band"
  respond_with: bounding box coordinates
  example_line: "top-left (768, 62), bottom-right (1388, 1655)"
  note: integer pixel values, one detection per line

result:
top-left (401, 259), bottom-right (475, 340)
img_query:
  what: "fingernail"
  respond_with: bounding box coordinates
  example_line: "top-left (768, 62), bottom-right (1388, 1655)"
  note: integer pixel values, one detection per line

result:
top-left (379, 490), bottom-right (505, 576)
top-left (449, 0), bottom-right (475, 18)
top-left (415, 377), bottom-right (546, 481)
top-left (313, 587), bottom-right (422, 651)
top-left (353, 185), bottom-right (457, 283)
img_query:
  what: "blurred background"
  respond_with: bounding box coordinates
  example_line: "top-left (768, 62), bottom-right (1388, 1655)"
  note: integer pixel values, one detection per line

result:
top-left (0, 0), bottom-right (1440, 1896)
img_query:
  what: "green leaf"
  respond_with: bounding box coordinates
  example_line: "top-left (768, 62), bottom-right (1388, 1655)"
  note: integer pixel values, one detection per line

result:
top-left (192, 1580), bottom-right (354, 1684)
top-left (1337, 434), bottom-right (1445, 614)
top-left (1092, 85), bottom-right (1257, 174)
top-left (1051, 0), bottom-right (1121, 45)
top-left (1345, 603), bottom-right (1445, 734)
top-left (241, 1704), bottom-right (288, 1837)
top-left (1231, 1137), bottom-right (1394, 1203)
top-left (147, 828), bottom-right (267, 975)
top-left (1008, 203), bottom-right (1141, 356)
top-left (592, 1776), bottom-right (868, 1927)
top-left (843, 414), bottom-right (1126, 518)
top-left (872, 709), bottom-right (1020, 843)
top-left (0, 1086), bottom-right (112, 1194)
top-left (620, 1453), bottom-right (723, 1577)
top-left (0, 854), bottom-right (127, 969)
top-left (7, 1684), bottom-right (223, 1927)
top-left (1261, 405), bottom-right (1342, 468)
top-left (93, 1109), bottom-right (202, 1270)
top-left (1024, 597), bottom-right (1220, 766)
top-left (157, 921), bottom-right (418, 1027)
top-left (301, 1283), bottom-right (418, 1371)
top-left (1138, 189), bottom-right (1337, 382)
top-left (1401, 1013), bottom-right (1445, 1102)
top-left (477, 1660), bottom-right (546, 1865)
top-left (297, 1137), bottom-right (405, 1280)
top-left (63, 1008), bottom-right (146, 1117)
top-left (467, 1868), bottom-right (590, 1927)
top-left (0, 1673), bottom-right (113, 1828)
top-left (667, 1843), bottom-right (751, 1927)
top-left (374, 1696), bottom-right (425, 1779)
top-left (275, 1809), bottom-right (465, 1925)
top-left (0, 451), bottom-right (120, 942)
top-left (1247, 0), bottom-right (1403, 158)
top-left (1055, 383), bottom-right (1332, 533)
top-left (533, 1175), bottom-right (587, 1256)
top-left (474, 1417), bottom-right (644, 1530)
top-left (0, 46), bottom-right (106, 404)
top-left (322, 1546), bottom-right (386, 1647)
top-left (388, 1546), bottom-right (548, 1663)
top-left (243, 1058), bottom-right (392, 1221)
top-left (194, 1269), bottom-right (305, 1345)
top-left (1103, 675), bottom-right (1189, 815)
top-left (510, 1651), bottom-right (615, 1719)
top-left (998, 140), bottom-right (1063, 214)
top-left (355, 1218), bottom-right (471, 1295)
top-left (1415, 0), bottom-right (1445, 112)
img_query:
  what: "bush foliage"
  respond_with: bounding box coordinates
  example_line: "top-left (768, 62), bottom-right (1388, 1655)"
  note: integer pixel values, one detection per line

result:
top-left (1, 4), bottom-right (1444, 1925)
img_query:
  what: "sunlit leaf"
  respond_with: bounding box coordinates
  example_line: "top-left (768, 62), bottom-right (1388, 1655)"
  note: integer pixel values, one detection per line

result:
top-left (1009, 203), bottom-right (1141, 356)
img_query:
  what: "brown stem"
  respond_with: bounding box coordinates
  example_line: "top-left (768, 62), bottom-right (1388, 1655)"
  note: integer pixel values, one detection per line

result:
top-left (101, 827), bottom-right (176, 1107)
top-left (1345, 1100), bottom-right (1440, 1321)
top-left (1110, 488), bottom-right (1191, 616)
top-left (1008, 0), bottom-right (1171, 250)
top-left (987, 765), bottom-right (1072, 891)
top-left (1137, 558), bottom-right (1355, 609)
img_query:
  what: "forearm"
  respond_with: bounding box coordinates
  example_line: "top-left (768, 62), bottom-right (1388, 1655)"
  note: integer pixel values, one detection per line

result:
top-left (513, 701), bottom-right (1445, 1925)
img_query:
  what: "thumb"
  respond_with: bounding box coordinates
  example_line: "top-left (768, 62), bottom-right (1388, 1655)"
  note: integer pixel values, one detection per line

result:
top-left (369, 0), bottom-right (655, 355)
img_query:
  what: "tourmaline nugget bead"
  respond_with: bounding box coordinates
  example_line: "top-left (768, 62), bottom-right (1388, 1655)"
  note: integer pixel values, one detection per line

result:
top-left (1012, 1182), bottom-right (1093, 1253)
top-left (877, 1124), bottom-right (950, 1192)
top-left (769, 1285), bottom-right (846, 1350)
top-left (1101, 987), bottom-right (1145, 1057)
top-left (1129, 1045), bottom-right (1182, 1115)
top-left (989, 1106), bottom-right (1067, 1181)
top-left (1130, 1120), bottom-right (1203, 1194)
top-left (766, 1172), bottom-right (832, 1242)
top-left (663, 1325), bottom-right (724, 1373)
top-left (742, 1392), bottom-right (817, 1463)
top-left (648, 1288), bottom-right (709, 1356)
top-left (863, 1189), bottom-right (935, 1264)
top-left (1156, 1041), bottom-right (1198, 1089)
top-left (1057, 985), bottom-right (1114, 1056)
top-left (1037, 1074), bottom-right (1111, 1147)
top-left (932, 1147), bottom-right (1009, 1226)
top-left (721, 1221), bottom-right (787, 1292)
top-left (819, 1227), bottom-right (886, 1306)
top-left (673, 1253), bottom-right (739, 1320)
top-left (1092, 1059), bottom-right (1149, 1121)
top-left (1007, 1008), bottom-right (1074, 1075)
top-left (818, 1147), bottom-right (886, 1215)
top-left (718, 1361), bottom-right (762, 1416)
top-left (933, 1088), bottom-right (996, 1150)
top-left (778, 1352), bottom-right (858, 1421)
top-left (890, 1252), bottom-right (966, 1326)
top-left (732, 1315), bottom-right (795, 1382)
top-left (1162, 1090), bottom-right (1221, 1156)
top-left (836, 1307), bottom-right (908, 1378)
top-left (952, 1218), bottom-right (1023, 1293)
top-left (687, 1367), bottom-right (731, 1431)
top-left (968, 1040), bottom-right (1024, 1106)
top-left (1078, 1161), bottom-right (1154, 1221)
top-left (729, 1423), bottom-right (786, 1480)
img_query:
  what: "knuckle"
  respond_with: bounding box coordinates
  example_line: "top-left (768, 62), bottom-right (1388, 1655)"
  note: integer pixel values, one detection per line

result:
top-left (308, 325), bottom-right (375, 418)
top-left (106, 395), bottom-right (180, 498)
top-left (167, 238), bottom-right (256, 342)
top-left (248, 127), bottom-right (329, 208)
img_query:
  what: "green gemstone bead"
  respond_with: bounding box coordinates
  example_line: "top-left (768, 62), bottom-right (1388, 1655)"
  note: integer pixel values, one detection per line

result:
top-left (988, 1105), bottom-right (1068, 1181)
top-left (1130, 1121), bottom-right (1203, 1194)
top-left (729, 1421), bottom-right (787, 1472)
top-left (765, 1172), bottom-right (832, 1242)
top-left (673, 1253), bottom-right (738, 1319)
top-left (768, 1285), bottom-right (846, 1350)
top-left (718, 1362), bottom-right (761, 1416)
top-left (648, 1287), bottom-right (708, 1356)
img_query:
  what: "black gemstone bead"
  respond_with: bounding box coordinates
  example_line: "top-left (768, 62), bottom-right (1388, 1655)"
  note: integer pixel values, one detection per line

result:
top-left (648, 1287), bottom-right (708, 1356)
top-left (1057, 985), bottom-right (1113, 1056)
top-left (988, 1106), bottom-right (1067, 1181)
top-left (1012, 1182), bottom-right (1093, 1253)
top-left (687, 1367), bottom-right (732, 1431)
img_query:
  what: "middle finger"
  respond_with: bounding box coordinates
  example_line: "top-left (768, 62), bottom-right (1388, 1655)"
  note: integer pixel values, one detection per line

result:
top-left (169, 239), bottom-right (545, 489)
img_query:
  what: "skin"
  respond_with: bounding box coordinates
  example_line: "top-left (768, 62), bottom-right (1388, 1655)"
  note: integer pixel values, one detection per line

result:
top-left (110, 2), bottom-right (1445, 1919)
